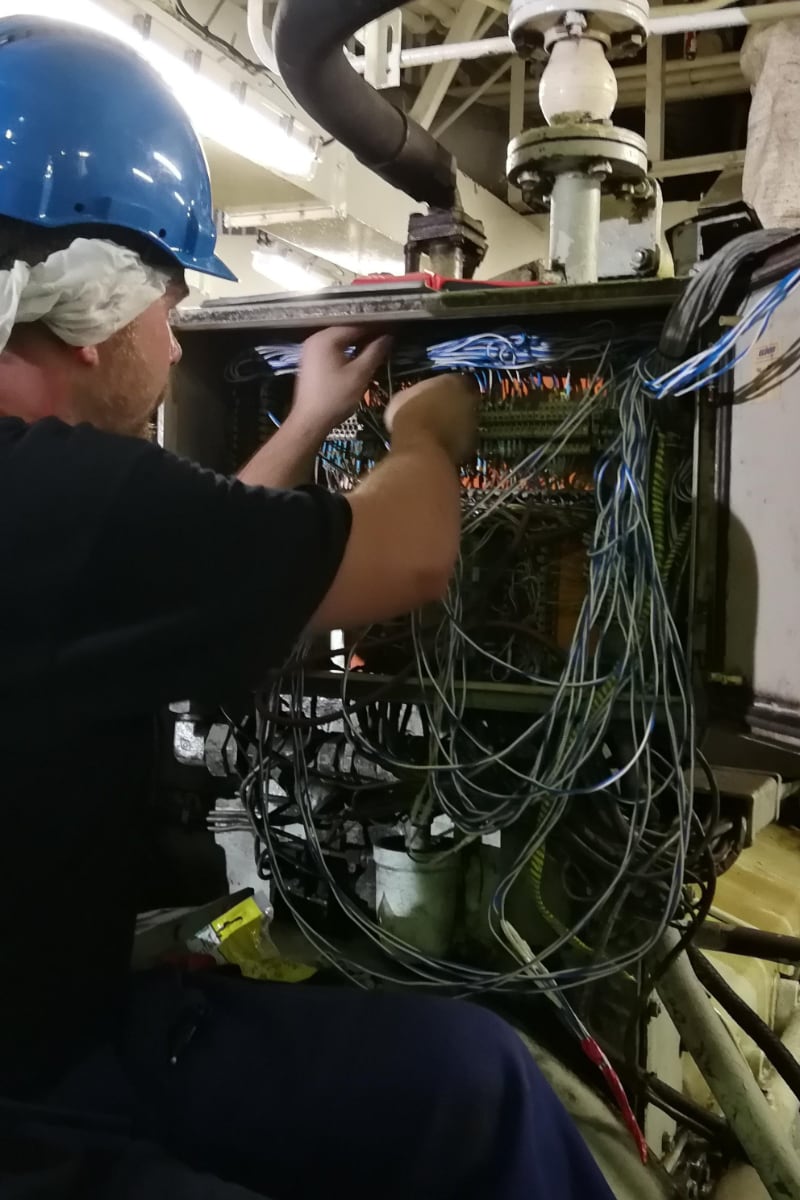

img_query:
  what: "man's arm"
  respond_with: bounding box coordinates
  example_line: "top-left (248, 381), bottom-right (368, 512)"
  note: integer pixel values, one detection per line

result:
top-left (310, 374), bottom-right (477, 631)
top-left (236, 322), bottom-right (478, 634)
top-left (237, 326), bottom-right (391, 490)
top-left (236, 408), bottom-right (333, 490)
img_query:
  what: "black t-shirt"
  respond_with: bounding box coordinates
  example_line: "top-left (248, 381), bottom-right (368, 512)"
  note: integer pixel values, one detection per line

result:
top-left (0, 417), bottom-right (351, 1094)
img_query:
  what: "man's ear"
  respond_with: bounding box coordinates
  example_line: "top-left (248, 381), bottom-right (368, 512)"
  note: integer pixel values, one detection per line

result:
top-left (74, 345), bottom-right (101, 367)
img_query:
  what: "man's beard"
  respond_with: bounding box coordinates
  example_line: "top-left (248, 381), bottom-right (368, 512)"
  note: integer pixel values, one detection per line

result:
top-left (74, 384), bottom-right (167, 440)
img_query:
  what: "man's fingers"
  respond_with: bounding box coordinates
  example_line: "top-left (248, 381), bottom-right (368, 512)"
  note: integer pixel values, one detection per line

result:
top-left (319, 324), bottom-right (371, 351)
top-left (350, 334), bottom-right (393, 379)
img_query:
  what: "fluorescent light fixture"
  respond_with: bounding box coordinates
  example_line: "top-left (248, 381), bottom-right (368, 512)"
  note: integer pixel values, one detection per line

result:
top-left (0, 0), bottom-right (318, 179)
top-left (331, 251), bottom-right (405, 276)
top-left (224, 205), bottom-right (339, 230)
top-left (251, 247), bottom-right (331, 293)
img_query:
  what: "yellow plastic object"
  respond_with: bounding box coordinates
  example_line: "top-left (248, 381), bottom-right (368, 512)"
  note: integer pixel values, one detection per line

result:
top-left (714, 824), bottom-right (800, 937)
top-left (192, 896), bottom-right (317, 983)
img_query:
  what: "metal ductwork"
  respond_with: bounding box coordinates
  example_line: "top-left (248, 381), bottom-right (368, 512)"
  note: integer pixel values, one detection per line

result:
top-left (273, 0), bottom-right (458, 210)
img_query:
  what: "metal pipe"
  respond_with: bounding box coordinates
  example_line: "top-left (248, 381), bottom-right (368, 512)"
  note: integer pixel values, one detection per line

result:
top-left (651, 150), bottom-right (744, 177)
top-left (399, 34), bottom-right (514, 65)
top-left (370, 3), bottom-right (800, 71)
top-left (246, 0), bottom-right (280, 75)
top-left (631, 84), bottom-right (745, 105)
top-left (457, 72), bottom-right (746, 107)
top-left (657, 930), bottom-right (800, 1200)
top-left (656, 0), bottom-right (739, 14)
top-left (549, 172), bottom-right (601, 285)
top-left (350, 36), bottom-right (514, 72)
top-left (763, 1006), bottom-right (800, 1131)
top-left (432, 56), bottom-right (512, 138)
top-left (449, 53), bottom-right (744, 100)
top-left (651, 0), bottom-right (800, 33)
top-left (652, 0), bottom-right (800, 32)
top-left (617, 51), bottom-right (742, 80)
top-left (618, 72), bottom-right (746, 106)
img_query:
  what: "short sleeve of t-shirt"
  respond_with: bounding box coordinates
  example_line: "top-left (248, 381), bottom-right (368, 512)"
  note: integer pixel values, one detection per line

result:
top-left (0, 418), bottom-right (351, 723)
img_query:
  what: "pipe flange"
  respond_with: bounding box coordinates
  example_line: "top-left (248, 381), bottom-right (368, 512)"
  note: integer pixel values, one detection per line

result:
top-left (509, 0), bottom-right (649, 58)
top-left (543, 23), bottom-right (612, 51)
top-left (507, 122), bottom-right (649, 198)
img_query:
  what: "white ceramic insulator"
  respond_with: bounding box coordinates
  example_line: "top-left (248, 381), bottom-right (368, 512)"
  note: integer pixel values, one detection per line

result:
top-left (539, 37), bottom-right (619, 124)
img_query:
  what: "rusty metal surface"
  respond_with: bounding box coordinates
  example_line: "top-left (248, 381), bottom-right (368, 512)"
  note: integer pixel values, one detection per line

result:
top-left (174, 277), bottom-right (684, 333)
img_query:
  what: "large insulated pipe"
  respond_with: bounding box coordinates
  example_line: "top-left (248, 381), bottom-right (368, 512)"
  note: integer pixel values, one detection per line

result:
top-left (273, 0), bottom-right (457, 210)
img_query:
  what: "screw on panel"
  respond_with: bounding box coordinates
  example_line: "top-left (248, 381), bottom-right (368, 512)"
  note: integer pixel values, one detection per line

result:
top-left (631, 248), bottom-right (654, 272)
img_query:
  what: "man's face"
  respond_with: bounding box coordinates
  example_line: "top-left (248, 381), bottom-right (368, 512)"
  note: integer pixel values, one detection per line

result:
top-left (76, 277), bottom-right (187, 439)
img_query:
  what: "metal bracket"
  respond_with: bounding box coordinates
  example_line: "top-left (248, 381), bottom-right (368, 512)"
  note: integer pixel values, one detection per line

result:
top-left (358, 12), bottom-right (403, 90)
top-left (405, 206), bottom-right (488, 280)
top-left (598, 183), bottom-right (663, 279)
top-left (693, 765), bottom-right (783, 846)
top-left (133, 12), bottom-right (151, 39)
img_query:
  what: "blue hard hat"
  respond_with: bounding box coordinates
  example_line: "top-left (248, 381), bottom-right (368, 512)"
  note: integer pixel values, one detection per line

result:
top-left (0, 15), bottom-right (235, 280)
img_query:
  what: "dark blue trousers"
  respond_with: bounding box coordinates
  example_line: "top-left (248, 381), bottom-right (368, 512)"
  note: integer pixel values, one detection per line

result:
top-left (38, 971), bottom-right (615, 1200)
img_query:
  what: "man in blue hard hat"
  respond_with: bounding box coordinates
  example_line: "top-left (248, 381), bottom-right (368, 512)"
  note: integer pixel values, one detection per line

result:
top-left (0, 15), bottom-right (616, 1200)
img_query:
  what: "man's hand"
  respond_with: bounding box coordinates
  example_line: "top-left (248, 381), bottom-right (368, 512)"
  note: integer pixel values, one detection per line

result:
top-left (385, 374), bottom-right (479, 464)
top-left (293, 325), bottom-right (392, 434)
top-left (310, 372), bottom-right (479, 633)
top-left (238, 325), bottom-right (391, 490)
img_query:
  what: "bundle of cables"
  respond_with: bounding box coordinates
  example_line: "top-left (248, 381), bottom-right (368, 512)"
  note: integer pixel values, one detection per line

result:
top-left (224, 332), bottom-right (700, 999)
top-left (647, 267), bottom-right (800, 400)
top-left (226, 321), bottom-right (663, 387)
top-left (214, 275), bottom-right (800, 1154)
top-left (224, 280), bottom-right (800, 997)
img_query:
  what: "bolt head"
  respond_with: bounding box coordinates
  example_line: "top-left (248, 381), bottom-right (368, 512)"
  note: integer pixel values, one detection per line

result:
top-left (631, 248), bottom-right (653, 272)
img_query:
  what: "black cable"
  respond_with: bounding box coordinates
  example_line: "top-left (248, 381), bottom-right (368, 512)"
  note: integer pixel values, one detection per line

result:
top-left (174, 0), bottom-right (268, 72)
top-left (174, 0), bottom-right (292, 102)
top-left (694, 748), bottom-right (721, 861)
top-left (687, 945), bottom-right (800, 1107)
top-left (695, 923), bottom-right (800, 967)
top-left (640, 1077), bottom-right (737, 1150)
top-left (658, 228), bottom-right (800, 362)
top-left (258, 661), bottom-right (419, 731)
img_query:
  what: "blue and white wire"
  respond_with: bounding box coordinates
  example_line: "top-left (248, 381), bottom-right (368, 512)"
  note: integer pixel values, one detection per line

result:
top-left (255, 339), bottom-right (692, 994)
top-left (648, 268), bottom-right (800, 399)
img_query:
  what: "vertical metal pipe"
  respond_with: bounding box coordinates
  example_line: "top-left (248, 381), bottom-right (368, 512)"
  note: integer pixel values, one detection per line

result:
top-left (656, 930), bottom-right (800, 1200)
top-left (645, 0), bottom-right (666, 162)
top-left (549, 171), bottom-right (602, 284)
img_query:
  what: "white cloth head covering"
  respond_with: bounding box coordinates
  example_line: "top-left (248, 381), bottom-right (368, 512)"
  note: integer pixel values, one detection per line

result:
top-left (0, 238), bottom-right (170, 354)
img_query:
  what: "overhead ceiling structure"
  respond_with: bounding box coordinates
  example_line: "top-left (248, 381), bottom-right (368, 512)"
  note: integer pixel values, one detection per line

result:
top-left (51, 0), bottom-right (776, 292)
top-left (396, 0), bottom-right (753, 204)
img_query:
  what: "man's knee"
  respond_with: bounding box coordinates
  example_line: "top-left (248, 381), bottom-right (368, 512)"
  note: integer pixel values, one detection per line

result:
top-left (398, 1000), bottom-right (535, 1159)
top-left (412, 998), bottom-right (532, 1089)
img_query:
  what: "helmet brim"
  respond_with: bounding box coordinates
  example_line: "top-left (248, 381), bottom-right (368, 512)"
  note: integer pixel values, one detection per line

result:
top-left (184, 251), bottom-right (238, 283)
